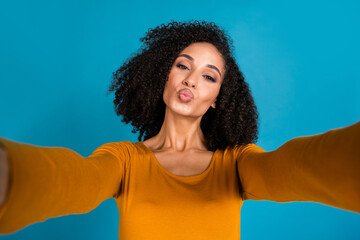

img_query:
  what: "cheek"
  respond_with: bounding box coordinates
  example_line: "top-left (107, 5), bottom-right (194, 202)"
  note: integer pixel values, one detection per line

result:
top-left (163, 72), bottom-right (181, 98)
top-left (162, 81), bottom-right (175, 105)
top-left (162, 84), bottom-right (169, 103)
top-left (200, 87), bottom-right (220, 103)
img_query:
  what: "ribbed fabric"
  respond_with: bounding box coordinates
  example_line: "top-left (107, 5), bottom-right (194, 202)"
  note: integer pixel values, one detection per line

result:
top-left (0, 122), bottom-right (359, 239)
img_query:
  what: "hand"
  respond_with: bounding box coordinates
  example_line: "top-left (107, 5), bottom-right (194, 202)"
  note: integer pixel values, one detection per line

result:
top-left (0, 147), bottom-right (9, 207)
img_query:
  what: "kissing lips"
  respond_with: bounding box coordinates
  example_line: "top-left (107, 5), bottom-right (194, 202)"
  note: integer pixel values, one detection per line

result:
top-left (178, 88), bottom-right (193, 103)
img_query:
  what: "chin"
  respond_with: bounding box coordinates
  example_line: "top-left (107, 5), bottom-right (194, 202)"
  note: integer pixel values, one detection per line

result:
top-left (167, 104), bottom-right (210, 120)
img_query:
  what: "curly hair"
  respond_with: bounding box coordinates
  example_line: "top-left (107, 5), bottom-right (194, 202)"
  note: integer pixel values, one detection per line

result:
top-left (108, 20), bottom-right (258, 151)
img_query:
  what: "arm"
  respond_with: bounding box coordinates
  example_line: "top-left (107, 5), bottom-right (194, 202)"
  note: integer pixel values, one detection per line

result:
top-left (237, 121), bottom-right (360, 213)
top-left (0, 147), bottom-right (9, 208)
top-left (0, 138), bottom-right (129, 234)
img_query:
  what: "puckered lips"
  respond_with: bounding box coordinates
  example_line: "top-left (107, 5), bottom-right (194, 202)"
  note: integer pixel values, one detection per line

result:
top-left (178, 88), bottom-right (193, 103)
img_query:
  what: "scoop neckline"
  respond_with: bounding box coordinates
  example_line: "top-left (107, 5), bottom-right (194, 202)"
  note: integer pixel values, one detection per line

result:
top-left (138, 141), bottom-right (217, 179)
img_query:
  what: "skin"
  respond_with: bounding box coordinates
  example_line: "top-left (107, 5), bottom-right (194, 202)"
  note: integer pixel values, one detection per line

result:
top-left (143, 42), bottom-right (225, 177)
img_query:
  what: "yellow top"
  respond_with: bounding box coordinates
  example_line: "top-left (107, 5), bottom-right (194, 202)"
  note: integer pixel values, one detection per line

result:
top-left (0, 122), bottom-right (359, 239)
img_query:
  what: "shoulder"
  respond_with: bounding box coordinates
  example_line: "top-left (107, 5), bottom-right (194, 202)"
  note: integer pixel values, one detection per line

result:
top-left (224, 143), bottom-right (265, 159)
top-left (91, 141), bottom-right (141, 158)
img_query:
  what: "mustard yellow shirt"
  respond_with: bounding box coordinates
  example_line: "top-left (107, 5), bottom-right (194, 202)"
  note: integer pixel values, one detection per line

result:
top-left (0, 122), bottom-right (359, 239)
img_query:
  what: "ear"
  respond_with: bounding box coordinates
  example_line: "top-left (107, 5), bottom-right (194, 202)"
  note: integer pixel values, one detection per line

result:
top-left (211, 102), bottom-right (216, 109)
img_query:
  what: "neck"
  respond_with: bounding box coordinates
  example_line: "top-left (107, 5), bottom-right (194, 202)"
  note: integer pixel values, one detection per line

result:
top-left (150, 107), bottom-right (208, 152)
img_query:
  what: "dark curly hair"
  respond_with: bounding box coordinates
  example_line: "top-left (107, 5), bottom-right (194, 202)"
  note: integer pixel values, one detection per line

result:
top-left (108, 20), bottom-right (258, 151)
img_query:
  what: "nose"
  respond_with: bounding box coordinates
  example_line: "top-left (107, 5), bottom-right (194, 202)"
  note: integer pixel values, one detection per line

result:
top-left (182, 72), bottom-right (198, 88)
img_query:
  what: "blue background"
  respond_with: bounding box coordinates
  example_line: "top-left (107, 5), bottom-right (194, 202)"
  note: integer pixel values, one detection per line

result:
top-left (0, 0), bottom-right (359, 239)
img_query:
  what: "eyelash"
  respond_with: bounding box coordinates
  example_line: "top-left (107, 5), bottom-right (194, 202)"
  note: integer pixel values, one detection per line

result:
top-left (176, 63), bottom-right (217, 82)
top-left (176, 63), bottom-right (188, 70)
top-left (204, 75), bottom-right (216, 82)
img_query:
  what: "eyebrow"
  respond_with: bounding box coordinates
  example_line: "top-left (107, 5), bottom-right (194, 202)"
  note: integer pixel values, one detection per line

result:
top-left (178, 54), bottom-right (222, 77)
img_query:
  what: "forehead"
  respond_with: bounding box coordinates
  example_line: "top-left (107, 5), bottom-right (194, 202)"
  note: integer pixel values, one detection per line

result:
top-left (178, 42), bottom-right (225, 70)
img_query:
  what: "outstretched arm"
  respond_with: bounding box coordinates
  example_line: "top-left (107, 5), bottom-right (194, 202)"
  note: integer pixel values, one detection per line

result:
top-left (0, 147), bottom-right (9, 208)
top-left (0, 138), bottom-right (129, 234)
top-left (237, 121), bottom-right (360, 213)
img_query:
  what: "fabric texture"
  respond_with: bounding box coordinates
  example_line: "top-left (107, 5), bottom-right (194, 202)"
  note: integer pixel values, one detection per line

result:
top-left (0, 122), bottom-right (359, 239)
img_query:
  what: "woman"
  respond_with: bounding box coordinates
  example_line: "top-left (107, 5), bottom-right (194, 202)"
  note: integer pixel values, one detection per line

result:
top-left (0, 20), bottom-right (359, 239)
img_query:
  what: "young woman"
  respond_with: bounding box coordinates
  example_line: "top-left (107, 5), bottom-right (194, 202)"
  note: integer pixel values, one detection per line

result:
top-left (0, 21), bottom-right (359, 240)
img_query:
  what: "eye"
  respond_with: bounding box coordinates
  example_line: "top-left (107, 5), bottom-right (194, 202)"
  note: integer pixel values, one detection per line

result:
top-left (176, 63), bottom-right (189, 70)
top-left (203, 75), bottom-right (216, 82)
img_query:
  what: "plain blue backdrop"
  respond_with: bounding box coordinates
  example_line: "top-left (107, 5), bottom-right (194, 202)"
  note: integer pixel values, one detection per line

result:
top-left (0, 0), bottom-right (359, 239)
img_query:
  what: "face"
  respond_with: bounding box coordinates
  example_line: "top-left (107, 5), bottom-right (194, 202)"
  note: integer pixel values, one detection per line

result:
top-left (163, 42), bottom-right (225, 118)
